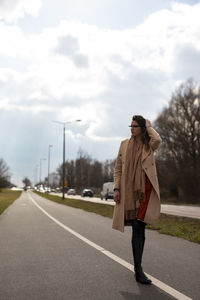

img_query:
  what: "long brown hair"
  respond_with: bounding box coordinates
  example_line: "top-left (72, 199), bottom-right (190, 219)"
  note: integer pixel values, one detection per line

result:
top-left (132, 115), bottom-right (150, 150)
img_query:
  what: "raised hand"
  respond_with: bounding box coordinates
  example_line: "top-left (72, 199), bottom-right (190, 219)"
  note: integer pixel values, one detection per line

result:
top-left (145, 119), bottom-right (152, 127)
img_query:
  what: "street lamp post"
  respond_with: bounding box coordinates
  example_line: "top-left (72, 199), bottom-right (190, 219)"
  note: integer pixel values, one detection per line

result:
top-left (40, 158), bottom-right (46, 183)
top-left (34, 164), bottom-right (39, 185)
top-left (63, 125), bottom-right (65, 199)
top-left (48, 145), bottom-right (53, 187)
top-left (53, 119), bottom-right (81, 200)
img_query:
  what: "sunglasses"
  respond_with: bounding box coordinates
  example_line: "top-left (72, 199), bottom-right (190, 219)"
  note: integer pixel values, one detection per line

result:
top-left (129, 125), bottom-right (141, 128)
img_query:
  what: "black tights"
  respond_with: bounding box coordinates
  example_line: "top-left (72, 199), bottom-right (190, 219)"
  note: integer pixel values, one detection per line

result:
top-left (131, 219), bottom-right (146, 241)
top-left (131, 219), bottom-right (146, 271)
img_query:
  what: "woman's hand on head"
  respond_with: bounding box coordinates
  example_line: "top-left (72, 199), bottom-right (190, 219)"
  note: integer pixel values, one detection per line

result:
top-left (114, 190), bottom-right (120, 204)
top-left (145, 119), bottom-right (152, 127)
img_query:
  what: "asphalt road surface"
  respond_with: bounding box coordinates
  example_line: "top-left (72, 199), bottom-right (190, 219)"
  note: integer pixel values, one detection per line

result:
top-left (0, 191), bottom-right (199, 300)
top-left (52, 192), bottom-right (200, 219)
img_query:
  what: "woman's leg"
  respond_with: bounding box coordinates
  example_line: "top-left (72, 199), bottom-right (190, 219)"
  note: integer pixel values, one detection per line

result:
top-left (131, 219), bottom-right (152, 284)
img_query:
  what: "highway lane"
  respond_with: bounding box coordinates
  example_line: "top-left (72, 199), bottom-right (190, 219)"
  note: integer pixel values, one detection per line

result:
top-left (51, 192), bottom-right (200, 219)
top-left (160, 204), bottom-right (200, 219)
top-left (0, 191), bottom-right (199, 300)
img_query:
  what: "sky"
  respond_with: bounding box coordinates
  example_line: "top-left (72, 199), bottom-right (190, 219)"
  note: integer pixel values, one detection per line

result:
top-left (1, 0), bottom-right (200, 186)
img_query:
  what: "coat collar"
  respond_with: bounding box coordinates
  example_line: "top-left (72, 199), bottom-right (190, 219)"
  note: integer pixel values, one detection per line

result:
top-left (126, 138), bottom-right (150, 163)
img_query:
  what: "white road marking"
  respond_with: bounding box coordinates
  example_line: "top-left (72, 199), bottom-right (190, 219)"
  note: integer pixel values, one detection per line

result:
top-left (29, 193), bottom-right (192, 300)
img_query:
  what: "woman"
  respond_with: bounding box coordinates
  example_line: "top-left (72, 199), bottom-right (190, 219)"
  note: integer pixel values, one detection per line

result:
top-left (112, 115), bottom-right (162, 285)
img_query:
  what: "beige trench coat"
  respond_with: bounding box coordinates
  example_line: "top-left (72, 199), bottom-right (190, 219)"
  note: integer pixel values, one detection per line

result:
top-left (112, 127), bottom-right (162, 232)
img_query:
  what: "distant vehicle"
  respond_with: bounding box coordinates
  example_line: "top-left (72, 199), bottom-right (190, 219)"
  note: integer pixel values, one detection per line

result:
top-left (24, 186), bottom-right (27, 191)
top-left (67, 189), bottom-right (76, 195)
top-left (82, 189), bottom-right (93, 197)
top-left (45, 187), bottom-right (51, 193)
top-left (39, 185), bottom-right (45, 193)
top-left (101, 182), bottom-right (114, 200)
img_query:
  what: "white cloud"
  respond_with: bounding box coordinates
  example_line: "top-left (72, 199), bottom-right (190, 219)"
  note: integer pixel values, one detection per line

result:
top-left (1, 1), bottom-right (200, 185)
top-left (54, 35), bottom-right (89, 68)
top-left (0, 0), bottom-right (42, 22)
top-left (0, 2), bottom-right (200, 142)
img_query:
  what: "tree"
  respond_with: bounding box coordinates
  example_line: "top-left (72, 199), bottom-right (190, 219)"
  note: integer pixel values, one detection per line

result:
top-left (102, 159), bottom-right (115, 182)
top-left (0, 159), bottom-right (10, 188)
top-left (22, 177), bottom-right (32, 187)
top-left (57, 160), bottom-right (76, 188)
top-left (89, 160), bottom-right (103, 188)
top-left (56, 148), bottom-right (116, 193)
top-left (154, 79), bottom-right (200, 203)
top-left (75, 150), bottom-right (92, 189)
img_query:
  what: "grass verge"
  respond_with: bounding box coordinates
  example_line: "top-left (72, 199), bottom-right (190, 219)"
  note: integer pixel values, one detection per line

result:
top-left (146, 214), bottom-right (200, 244)
top-left (35, 191), bottom-right (200, 244)
top-left (34, 191), bottom-right (114, 218)
top-left (0, 189), bottom-right (22, 215)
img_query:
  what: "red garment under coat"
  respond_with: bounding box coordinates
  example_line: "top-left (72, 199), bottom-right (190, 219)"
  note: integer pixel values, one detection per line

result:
top-left (137, 175), bottom-right (153, 221)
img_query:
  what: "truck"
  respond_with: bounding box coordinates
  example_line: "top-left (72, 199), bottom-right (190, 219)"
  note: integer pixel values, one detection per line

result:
top-left (100, 182), bottom-right (114, 200)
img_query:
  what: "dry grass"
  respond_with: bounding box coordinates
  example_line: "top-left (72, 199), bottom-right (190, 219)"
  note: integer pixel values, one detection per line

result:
top-left (34, 191), bottom-right (114, 218)
top-left (35, 191), bottom-right (200, 244)
top-left (0, 189), bottom-right (22, 215)
top-left (147, 214), bottom-right (200, 244)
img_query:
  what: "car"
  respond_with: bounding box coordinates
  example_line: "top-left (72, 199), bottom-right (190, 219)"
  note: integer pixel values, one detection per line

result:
top-left (82, 189), bottom-right (93, 197)
top-left (45, 187), bottom-right (51, 193)
top-left (100, 182), bottom-right (114, 200)
top-left (67, 188), bottom-right (76, 195)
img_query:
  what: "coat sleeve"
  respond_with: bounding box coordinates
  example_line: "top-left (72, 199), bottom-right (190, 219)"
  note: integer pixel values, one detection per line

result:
top-left (113, 141), bottom-right (123, 190)
top-left (147, 127), bottom-right (162, 151)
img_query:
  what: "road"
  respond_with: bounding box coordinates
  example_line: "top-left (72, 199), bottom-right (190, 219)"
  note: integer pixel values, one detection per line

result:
top-left (52, 192), bottom-right (200, 219)
top-left (0, 191), bottom-right (199, 300)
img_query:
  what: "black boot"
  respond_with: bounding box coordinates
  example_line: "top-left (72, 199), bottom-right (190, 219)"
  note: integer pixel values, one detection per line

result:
top-left (132, 219), bottom-right (152, 285)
